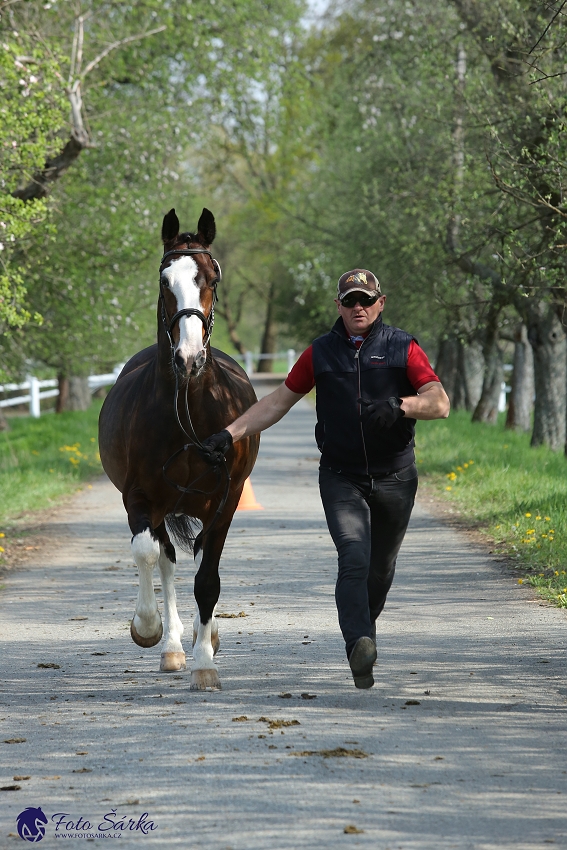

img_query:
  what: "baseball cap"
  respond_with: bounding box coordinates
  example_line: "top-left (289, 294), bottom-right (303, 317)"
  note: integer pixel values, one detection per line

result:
top-left (337, 269), bottom-right (381, 300)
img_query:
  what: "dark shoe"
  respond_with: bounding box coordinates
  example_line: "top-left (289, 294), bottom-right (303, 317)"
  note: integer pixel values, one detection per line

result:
top-left (348, 636), bottom-right (377, 689)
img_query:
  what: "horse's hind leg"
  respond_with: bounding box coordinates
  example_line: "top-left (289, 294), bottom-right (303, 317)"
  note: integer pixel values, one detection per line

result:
top-left (155, 524), bottom-right (186, 672)
top-left (190, 518), bottom-right (232, 691)
top-left (127, 492), bottom-right (163, 648)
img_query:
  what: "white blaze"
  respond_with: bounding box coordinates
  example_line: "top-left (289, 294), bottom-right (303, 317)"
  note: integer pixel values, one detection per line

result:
top-left (162, 256), bottom-right (205, 367)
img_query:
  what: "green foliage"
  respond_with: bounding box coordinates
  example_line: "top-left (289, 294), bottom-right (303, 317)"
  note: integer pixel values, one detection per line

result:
top-left (417, 411), bottom-right (567, 607)
top-left (0, 35), bottom-right (66, 333)
top-left (23, 103), bottom-right (202, 376)
top-left (0, 402), bottom-right (103, 528)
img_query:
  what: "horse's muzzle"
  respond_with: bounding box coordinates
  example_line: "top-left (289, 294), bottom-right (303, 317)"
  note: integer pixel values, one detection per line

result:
top-left (175, 348), bottom-right (206, 378)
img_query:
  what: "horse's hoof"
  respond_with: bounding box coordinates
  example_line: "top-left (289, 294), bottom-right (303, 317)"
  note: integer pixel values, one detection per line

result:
top-left (160, 651), bottom-right (186, 672)
top-left (130, 618), bottom-right (163, 648)
top-left (193, 629), bottom-right (220, 655)
top-left (189, 669), bottom-right (221, 691)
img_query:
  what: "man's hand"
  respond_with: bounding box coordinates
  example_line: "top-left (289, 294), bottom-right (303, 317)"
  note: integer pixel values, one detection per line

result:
top-left (198, 429), bottom-right (233, 465)
top-left (358, 397), bottom-right (404, 435)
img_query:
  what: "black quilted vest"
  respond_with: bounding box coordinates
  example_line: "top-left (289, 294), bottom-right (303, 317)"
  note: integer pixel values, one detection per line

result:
top-left (313, 317), bottom-right (417, 475)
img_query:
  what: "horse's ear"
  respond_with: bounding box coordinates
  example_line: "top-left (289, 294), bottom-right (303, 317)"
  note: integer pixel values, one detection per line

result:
top-left (197, 208), bottom-right (216, 246)
top-left (162, 209), bottom-right (180, 244)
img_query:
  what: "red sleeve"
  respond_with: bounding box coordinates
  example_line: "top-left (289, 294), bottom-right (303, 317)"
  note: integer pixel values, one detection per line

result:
top-left (407, 340), bottom-right (440, 391)
top-left (285, 345), bottom-right (315, 394)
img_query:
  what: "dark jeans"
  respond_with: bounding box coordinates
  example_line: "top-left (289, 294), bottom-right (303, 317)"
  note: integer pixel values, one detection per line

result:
top-left (319, 463), bottom-right (418, 657)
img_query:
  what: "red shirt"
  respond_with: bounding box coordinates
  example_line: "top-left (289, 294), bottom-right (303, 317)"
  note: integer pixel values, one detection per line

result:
top-left (285, 339), bottom-right (439, 395)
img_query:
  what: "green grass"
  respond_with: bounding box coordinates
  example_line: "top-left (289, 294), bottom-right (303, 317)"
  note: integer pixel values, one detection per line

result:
top-left (0, 402), bottom-right (103, 529)
top-left (416, 411), bottom-right (567, 608)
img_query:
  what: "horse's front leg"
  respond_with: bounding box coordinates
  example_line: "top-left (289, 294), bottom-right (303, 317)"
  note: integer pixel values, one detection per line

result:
top-left (127, 490), bottom-right (163, 649)
top-left (190, 517), bottom-right (232, 691)
top-left (155, 525), bottom-right (186, 672)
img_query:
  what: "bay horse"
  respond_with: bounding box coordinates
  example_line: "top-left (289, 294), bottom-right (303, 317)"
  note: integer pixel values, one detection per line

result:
top-left (98, 208), bottom-right (259, 690)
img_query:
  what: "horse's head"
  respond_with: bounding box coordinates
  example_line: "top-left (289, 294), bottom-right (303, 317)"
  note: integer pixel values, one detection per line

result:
top-left (159, 207), bottom-right (220, 379)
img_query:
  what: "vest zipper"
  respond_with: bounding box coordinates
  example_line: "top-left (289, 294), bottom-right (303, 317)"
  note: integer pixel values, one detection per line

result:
top-left (355, 345), bottom-right (370, 476)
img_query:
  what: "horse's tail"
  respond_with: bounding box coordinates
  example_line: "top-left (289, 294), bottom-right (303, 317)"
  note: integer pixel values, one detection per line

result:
top-left (165, 514), bottom-right (201, 555)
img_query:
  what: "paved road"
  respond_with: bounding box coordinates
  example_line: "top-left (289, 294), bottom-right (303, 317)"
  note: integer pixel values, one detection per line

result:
top-left (1, 397), bottom-right (566, 849)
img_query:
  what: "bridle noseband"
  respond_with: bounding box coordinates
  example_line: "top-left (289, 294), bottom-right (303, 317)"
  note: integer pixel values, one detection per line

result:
top-left (159, 247), bottom-right (221, 356)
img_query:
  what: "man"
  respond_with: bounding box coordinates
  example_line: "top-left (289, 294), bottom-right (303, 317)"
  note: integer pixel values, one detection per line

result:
top-left (200, 269), bottom-right (450, 689)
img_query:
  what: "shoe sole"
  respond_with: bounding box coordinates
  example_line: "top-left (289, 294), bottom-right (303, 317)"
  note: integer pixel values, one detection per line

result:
top-left (349, 637), bottom-right (377, 689)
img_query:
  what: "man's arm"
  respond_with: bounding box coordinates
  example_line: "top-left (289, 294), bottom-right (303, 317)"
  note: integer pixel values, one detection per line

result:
top-left (400, 382), bottom-right (450, 420)
top-left (227, 382), bottom-right (306, 442)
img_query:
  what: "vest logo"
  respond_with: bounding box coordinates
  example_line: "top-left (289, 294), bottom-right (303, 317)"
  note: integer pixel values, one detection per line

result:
top-left (370, 355), bottom-right (385, 360)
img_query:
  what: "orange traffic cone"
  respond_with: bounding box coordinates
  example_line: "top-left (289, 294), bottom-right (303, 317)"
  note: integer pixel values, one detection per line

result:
top-left (237, 478), bottom-right (263, 511)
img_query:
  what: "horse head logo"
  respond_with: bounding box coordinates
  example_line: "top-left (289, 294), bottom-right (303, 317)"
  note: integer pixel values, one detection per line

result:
top-left (16, 807), bottom-right (48, 842)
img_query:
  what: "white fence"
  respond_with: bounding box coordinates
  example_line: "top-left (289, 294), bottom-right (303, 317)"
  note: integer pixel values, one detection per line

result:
top-left (0, 365), bottom-right (124, 419)
top-left (0, 352), bottom-right (298, 419)
top-left (239, 349), bottom-right (296, 377)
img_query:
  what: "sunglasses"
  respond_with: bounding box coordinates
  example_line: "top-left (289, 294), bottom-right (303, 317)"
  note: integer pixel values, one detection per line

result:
top-left (340, 292), bottom-right (378, 308)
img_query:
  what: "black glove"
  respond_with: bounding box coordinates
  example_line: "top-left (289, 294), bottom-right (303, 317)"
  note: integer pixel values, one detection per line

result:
top-left (358, 397), bottom-right (404, 435)
top-left (198, 429), bottom-right (233, 465)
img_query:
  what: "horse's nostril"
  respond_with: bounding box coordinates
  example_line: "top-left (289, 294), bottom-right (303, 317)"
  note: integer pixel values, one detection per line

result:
top-left (174, 352), bottom-right (187, 373)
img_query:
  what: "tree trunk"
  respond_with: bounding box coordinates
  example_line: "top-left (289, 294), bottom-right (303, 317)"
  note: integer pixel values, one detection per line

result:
top-left (257, 281), bottom-right (277, 374)
top-left (526, 305), bottom-right (566, 450)
top-left (456, 340), bottom-right (484, 411)
top-left (472, 300), bottom-right (504, 424)
top-left (505, 323), bottom-right (534, 432)
top-left (435, 336), bottom-right (460, 406)
top-left (67, 377), bottom-right (91, 411)
top-left (56, 374), bottom-right (69, 413)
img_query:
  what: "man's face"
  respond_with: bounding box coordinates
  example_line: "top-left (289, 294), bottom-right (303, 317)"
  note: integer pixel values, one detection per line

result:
top-left (335, 293), bottom-right (386, 336)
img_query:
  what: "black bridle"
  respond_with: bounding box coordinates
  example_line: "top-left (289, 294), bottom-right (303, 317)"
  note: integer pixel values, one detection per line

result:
top-left (159, 247), bottom-right (220, 356)
top-left (159, 246), bottom-right (230, 541)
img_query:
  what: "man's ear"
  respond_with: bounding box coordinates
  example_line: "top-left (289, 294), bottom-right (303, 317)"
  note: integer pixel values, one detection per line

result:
top-left (197, 208), bottom-right (216, 246)
top-left (162, 209), bottom-right (180, 244)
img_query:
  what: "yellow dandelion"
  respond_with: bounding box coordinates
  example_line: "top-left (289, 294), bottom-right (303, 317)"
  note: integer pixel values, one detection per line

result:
top-left (463, 463), bottom-right (469, 468)
top-left (457, 466), bottom-right (463, 472)
top-left (495, 525), bottom-right (501, 530)
top-left (525, 512), bottom-right (531, 517)
top-left (469, 460), bottom-right (474, 464)
top-left (445, 486), bottom-right (452, 491)
top-left (526, 529), bottom-right (535, 534)
top-left (541, 534), bottom-right (548, 539)
top-left (549, 530), bottom-right (555, 534)
top-left (518, 579), bottom-right (524, 584)
top-left (555, 571), bottom-right (559, 576)
top-left (545, 516), bottom-right (551, 521)
top-left (0, 533), bottom-right (4, 538)
top-left (536, 516), bottom-right (541, 521)
top-left (0, 546), bottom-right (4, 553)
top-left (90, 437), bottom-right (96, 442)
